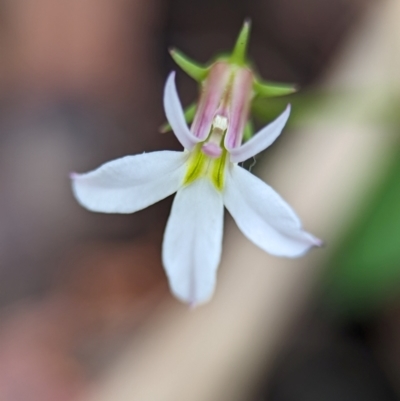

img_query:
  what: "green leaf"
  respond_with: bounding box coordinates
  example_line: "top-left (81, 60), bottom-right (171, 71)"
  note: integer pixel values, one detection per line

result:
top-left (323, 147), bottom-right (400, 317)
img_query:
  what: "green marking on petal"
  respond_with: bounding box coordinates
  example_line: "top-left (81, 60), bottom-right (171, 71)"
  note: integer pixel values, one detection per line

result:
top-left (169, 48), bottom-right (209, 82)
top-left (183, 145), bottom-right (207, 186)
top-left (160, 103), bottom-right (197, 133)
top-left (230, 19), bottom-right (251, 66)
top-left (253, 78), bottom-right (298, 98)
top-left (211, 150), bottom-right (228, 191)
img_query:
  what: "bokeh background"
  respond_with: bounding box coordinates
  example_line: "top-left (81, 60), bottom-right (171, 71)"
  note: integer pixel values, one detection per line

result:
top-left (0, 0), bottom-right (399, 400)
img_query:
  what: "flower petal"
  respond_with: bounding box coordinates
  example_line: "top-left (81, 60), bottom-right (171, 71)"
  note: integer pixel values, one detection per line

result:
top-left (164, 72), bottom-right (200, 150)
top-left (224, 165), bottom-right (321, 257)
top-left (162, 178), bottom-right (224, 305)
top-left (229, 105), bottom-right (291, 163)
top-left (71, 151), bottom-right (187, 213)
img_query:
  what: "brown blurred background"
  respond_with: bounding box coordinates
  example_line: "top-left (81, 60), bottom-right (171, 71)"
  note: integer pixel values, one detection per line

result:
top-left (0, 1), bottom-right (399, 400)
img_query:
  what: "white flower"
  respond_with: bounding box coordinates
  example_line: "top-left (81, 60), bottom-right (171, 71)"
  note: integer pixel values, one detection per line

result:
top-left (71, 60), bottom-right (321, 306)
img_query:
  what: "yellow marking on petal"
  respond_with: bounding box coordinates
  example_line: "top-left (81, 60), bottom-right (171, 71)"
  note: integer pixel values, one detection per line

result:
top-left (183, 145), bottom-right (229, 190)
top-left (211, 150), bottom-right (228, 191)
top-left (183, 145), bottom-right (207, 186)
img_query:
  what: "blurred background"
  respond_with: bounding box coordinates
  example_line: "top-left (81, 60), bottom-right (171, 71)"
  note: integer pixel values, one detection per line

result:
top-left (0, 0), bottom-right (399, 400)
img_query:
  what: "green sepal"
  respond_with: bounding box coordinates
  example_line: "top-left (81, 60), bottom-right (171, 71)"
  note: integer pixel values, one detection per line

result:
top-left (230, 19), bottom-right (251, 66)
top-left (159, 103), bottom-right (197, 133)
top-left (243, 120), bottom-right (254, 142)
top-left (169, 48), bottom-right (209, 82)
top-left (253, 78), bottom-right (298, 98)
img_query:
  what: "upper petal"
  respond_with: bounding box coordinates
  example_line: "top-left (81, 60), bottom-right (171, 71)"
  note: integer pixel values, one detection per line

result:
top-left (162, 178), bottom-right (224, 305)
top-left (71, 151), bottom-right (187, 213)
top-left (229, 105), bottom-right (291, 163)
top-left (223, 165), bottom-right (321, 257)
top-left (164, 72), bottom-right (200, 150)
